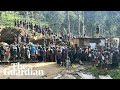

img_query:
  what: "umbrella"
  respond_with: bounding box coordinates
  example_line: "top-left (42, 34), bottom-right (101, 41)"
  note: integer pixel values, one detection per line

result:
top-left (0, 42), bottom-right (9, 46)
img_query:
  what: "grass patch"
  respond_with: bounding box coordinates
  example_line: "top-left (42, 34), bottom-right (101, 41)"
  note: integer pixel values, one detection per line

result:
top-left (86, 66), bottom-right (120, 79)
top-left (86, 66), bottom-right (108, 78)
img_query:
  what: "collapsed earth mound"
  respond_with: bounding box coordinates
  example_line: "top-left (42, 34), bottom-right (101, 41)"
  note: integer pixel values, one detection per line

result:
top-left (0, 27), bottom-right (50, 44)
top-left (0, 27), bottom-right (21, 44)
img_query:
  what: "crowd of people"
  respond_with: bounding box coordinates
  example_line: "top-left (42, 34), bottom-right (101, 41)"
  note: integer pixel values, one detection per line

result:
top-left (14, 19), bottom-right (53, 36)
top-left (0, 21), bottom-right (119, 70)
top-left (12, 33), bottom-right (30, 44)
top-left (14, 19), bottom-right (77, 43)
top-left (0, 40), bottom-right (120, 69)
top-left (54, 45), bottom-right (120, 69)
top-left (0, 43), bottom-right (55, 63)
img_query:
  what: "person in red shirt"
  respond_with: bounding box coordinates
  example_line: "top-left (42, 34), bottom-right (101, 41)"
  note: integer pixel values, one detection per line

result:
top-left (5, 46), bottom-right (10, 62)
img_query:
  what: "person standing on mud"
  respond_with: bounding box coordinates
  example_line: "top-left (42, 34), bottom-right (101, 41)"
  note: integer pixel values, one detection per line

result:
top-left (23, 21), bottom-right (25, 28)
top-left (78, 48), bottom-right (83, 64)
top-left (37, 46), bottom-right (41, 62)
top-left (17, 35), bottom-right (21, 44)
top-left (42, 47), bottom-right (46, 62)
top-left (13, 34), bottom-right (17, 44)
top-left (50, 48), bottom-right (54, 62)
top-left (26, 22), bottom-right (29, 29)
top-left (31, 45), bottom-right (36, 61)
top-left (68, 48), bottom-right (74, 65)
top-left (97, 52), bottom-right (103, 68)
top-left (10, 45), bottom-right (13, 61)
top-left (17, 20), bottom-right (20, 28)
top-left (26, 46), bottom-right (30, 63)
top-left (31, 23), bottom-right (33, 30)
top-left (13, 45), bottom-right (17, 61)
top-left (56, 50), bottom-right (62, 66)
top-left (70, 47), bottom-right (76, 64)
top-left (93, 49), bottom-right (99, 66)
top-left (46, 47), bottom-right (50, 62)
top-left (112, 50), bottom-right (119, 68)
top-left (4, 46), bottom-right (10, 62)
top-left (20, 45), bottom-right (25, 61)
top-left (26, 35), bottom-right (30, 44)
top-left (53, 47), bottom-right (57, 62)
top-left (17, 45), bottom-right (21, 61)
top-left (0, 46), bottom-right (5, 63)
top-left (38, 25), bottom-right (41, 33)
top-left (20, 20), bottom-right (23, 28)
top-left (40, 47), bottom-right (44, 62)
top-left (61, 48), bottom-right (66, 66)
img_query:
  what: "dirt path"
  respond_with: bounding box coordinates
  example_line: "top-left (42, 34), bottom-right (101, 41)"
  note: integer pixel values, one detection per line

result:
top-left (0, 62), bottom-right (65, 79)
top-left (0, 62), bottom-right (112, 79)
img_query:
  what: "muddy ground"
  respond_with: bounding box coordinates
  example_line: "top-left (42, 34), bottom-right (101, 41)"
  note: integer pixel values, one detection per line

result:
top-left (0, 62), bottom-right (112, 79)
top-left (0, 62), bottom-right (65, 79)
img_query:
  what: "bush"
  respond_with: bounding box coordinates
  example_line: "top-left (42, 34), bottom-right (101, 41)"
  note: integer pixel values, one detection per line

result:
top-left (86, 66), bottom-right (120, 79)
top-left (86, 66), bottom-right (108, 78)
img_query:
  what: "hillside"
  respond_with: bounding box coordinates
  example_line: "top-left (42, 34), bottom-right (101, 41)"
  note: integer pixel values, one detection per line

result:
top-left (0, 26), bottom-right (50, 44)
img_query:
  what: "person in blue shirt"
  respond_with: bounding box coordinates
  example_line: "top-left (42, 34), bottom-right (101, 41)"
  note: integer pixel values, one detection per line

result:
top-left (31, 45), bottom-right (36, 61)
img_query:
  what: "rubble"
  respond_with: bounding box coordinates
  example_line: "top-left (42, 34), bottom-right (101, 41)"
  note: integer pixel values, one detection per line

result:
top-left (77, 72), bottom-right (96, 79)
top-left (99, 75), bottom-right (112, 79)
top-left (53, 74), bottom-right (62, 79)
top-left (63, 74), bottom-right (76, 79)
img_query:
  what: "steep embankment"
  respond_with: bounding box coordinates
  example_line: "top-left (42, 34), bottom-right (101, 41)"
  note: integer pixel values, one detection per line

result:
top-left (0, 27), bottom-right (50, 44)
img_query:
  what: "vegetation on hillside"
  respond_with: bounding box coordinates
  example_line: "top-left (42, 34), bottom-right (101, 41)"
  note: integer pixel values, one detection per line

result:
top-left (0, 11), bottom-right (120, 37)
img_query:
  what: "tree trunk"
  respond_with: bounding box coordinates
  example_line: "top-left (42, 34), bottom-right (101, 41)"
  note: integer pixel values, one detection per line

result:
top-left (78, 15), bottom-right (81, 37)
top-left (5, 11), bottom-right (7, 27)
top-left (82, 11), bottom-right (85, 37)
top-left (14, 11), bottom-right (15, 28)
top-left (67, 11), bottom-right (70, 37)
top-left (0, 11), bottom-right (2, 26)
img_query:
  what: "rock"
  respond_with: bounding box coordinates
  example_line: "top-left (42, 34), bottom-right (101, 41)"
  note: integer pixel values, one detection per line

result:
top-left (64, 74), bottom-right (76, 79)
top-left (53, 74), bottom-right (62, 79)
top-left (79, 60), bottom-right (83, 65)
top-left (99, 75), bottom-right (112, 79)
top-left (77, 72), bottom-right (95, 79)
top-left (76, 65), bottom-right (85, 72)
